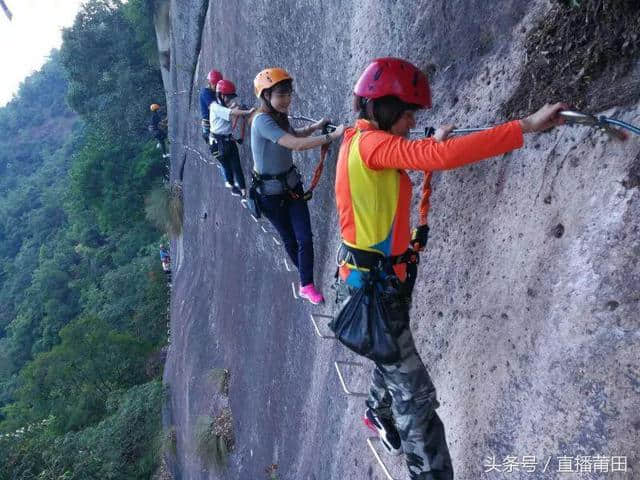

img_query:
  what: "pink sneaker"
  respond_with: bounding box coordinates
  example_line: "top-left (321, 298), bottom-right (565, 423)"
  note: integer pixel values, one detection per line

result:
top-left (299, 283), bottom-right (325, 305)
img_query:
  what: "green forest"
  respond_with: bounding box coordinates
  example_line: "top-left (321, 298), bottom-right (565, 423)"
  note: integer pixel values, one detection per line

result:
top-left (0, 1), bottom-right (170, 477)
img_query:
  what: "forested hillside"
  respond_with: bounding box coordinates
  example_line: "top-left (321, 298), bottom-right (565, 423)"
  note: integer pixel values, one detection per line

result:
top-left (0, 1), bottom-right (171, 478)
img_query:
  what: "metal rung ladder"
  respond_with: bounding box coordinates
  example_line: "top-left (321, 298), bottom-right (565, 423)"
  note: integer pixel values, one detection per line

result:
top-left (309, 314), bottom-right (335, 339)
top-left (333, 361), bottom-right (368, 397)
top-left (367, 437), bottom-right (397, 480)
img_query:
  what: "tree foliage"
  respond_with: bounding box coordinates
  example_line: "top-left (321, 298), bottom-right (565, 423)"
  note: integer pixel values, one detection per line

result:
top-left (0, 0), bottom-right (169, 477)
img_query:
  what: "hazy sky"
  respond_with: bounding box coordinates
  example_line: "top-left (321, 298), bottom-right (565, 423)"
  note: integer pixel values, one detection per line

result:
top-left (0, 0), bottom-right (86, 107)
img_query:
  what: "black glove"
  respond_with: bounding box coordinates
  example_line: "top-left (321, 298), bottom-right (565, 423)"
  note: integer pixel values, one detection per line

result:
top-left (322, 122), bottom-right (336, 134)
top-left (410, 224), bottom-right (429, 251)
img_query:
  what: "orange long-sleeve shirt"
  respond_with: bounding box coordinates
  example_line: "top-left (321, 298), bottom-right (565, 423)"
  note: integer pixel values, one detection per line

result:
top-left (335, 119), bottom-right (523, 284)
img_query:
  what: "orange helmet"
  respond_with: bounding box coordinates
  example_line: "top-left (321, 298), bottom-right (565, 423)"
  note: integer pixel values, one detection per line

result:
top-left (253, 67), bottom-right (292, 98)
top-left (150, 103), bottom-right (161, 112)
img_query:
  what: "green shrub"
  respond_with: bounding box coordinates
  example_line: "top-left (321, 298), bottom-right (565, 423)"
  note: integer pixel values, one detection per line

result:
top-left (145, 184), bottom-right (171, 233)
top-left (207, 368), bottom-right (230, 395)
top-left (194, 415), bottom-right (230, 469)
top-left (163, 426), bottom-right (177, 457)
top-left (168, 183), bottom-right (183, 236)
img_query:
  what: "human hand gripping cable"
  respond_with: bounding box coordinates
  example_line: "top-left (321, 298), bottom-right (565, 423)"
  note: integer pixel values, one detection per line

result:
top-left (432, 124), bottom-right (456, 142)
top-left (412, 105), bottom-right (640, 141)
top-left (313, 117), bottom-right (332, 132)
top-left (519, 102), bottom-right (569, 133)
top-left (277, 114), bottom-right (346, 201)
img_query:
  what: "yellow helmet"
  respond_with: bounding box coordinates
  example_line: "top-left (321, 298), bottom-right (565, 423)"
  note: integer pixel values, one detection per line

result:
top-left (150, 103), bottom-right (161, 112)
top-left (253, 68), bottom-right (292, 98)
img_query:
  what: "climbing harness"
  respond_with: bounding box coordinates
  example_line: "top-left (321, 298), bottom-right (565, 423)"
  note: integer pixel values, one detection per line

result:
top-left (410, 224), bottom-right (430, 251)
top-left (336, 243), bottom-right (419, 274)
top-left (410, 110), bottom-right (639, 140)
top-left (251, 115), bottom-right (336, 202)
top-left (246, 179), bottom-right (262, 219)
top-left (330, 243), bottom-right (419, 364)
top-left (211, 133), bottom-right (235, 157)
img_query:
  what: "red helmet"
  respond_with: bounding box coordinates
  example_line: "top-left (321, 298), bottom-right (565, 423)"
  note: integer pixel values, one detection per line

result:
top-left (207, 69), bottom-right (223, 86)
top-left (216, 79), bottom-right (236, 95)
top-left (353, 57), bottom-right (431, 109)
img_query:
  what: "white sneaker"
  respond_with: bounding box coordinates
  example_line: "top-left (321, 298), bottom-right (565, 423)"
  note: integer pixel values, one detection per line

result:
top-left (224, 182), bottom-right (233, 189)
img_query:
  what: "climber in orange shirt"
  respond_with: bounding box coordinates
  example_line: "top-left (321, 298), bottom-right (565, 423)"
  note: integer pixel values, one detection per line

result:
top-left (333, 57), bottom-right (567, 480)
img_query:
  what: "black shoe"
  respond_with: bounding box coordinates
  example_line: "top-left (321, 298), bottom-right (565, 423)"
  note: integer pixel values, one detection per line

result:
top-left (230, 186), bottom-right (242, 197)
top-left (364, 408), bottom-right (402, 456)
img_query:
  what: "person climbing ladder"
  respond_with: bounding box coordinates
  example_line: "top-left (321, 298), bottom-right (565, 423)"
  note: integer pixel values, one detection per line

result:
top-left (159, 244), bottom-right (171, 275)
top-left (333, 57), bottom-right (567, 480)
top-left (251, 67), bottom-right (345, 305)
top-left (199, 69), bottom-right (223, 144)
top-left (209, 79), bottom-right (254, 197)
top-left (149, 103), bottom-right (169, 158)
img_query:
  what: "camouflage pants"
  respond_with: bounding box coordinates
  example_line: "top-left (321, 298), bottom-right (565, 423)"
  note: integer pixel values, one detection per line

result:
top-left (336, 280), bottom-right (454, 480)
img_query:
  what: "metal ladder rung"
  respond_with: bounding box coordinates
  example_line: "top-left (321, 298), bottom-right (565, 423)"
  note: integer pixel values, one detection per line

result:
top-left (283, 257), bottom-right (293, 272)
top-left (309, 314), bottom-right (335, 339)
top-left (261, 225), bottom-right (268, 233)
top-left (366, 437), bottom-right (397, 480)
top-left (272, 236), bottom-right (281, 246)
top-left (334, 361), bottom-right (367, 397)
top-left (251, 215), bottom-right (259, 223)
top-left (291, 282), bottom-right (299, 299)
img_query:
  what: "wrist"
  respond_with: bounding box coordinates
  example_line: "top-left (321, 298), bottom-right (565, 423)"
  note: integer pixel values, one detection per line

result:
top-left (519, 118), bottom-right (532, 133)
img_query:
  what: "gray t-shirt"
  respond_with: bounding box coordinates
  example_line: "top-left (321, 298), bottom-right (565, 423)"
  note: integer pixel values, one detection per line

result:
top-left (251, 113), bottom-right (300, 195)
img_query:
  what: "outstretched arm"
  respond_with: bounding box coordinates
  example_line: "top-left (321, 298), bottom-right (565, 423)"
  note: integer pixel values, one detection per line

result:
top-left (364, 103), bottom-right (567, 172)
top-left (277, 124), bottom-right (346, 151)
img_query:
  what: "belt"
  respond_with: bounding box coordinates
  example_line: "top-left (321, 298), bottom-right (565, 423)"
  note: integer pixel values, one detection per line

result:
top-left (252, 165), bottom-right (296, 181)
top-left (213, 133), bottom-right (233, 141)
top-left (337, 243), bottom-right (419, 271)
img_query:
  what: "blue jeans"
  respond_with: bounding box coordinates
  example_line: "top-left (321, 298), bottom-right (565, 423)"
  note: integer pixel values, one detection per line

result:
top-left (258, 184), bottom-right (314, 286)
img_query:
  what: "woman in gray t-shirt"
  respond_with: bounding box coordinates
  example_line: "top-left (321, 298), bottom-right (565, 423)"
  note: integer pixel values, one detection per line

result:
top-left (251, 67), bottom-right (344, 305)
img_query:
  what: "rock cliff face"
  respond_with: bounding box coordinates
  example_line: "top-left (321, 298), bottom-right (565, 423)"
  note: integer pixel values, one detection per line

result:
top-left (157, 1), bottom-right (639, 478)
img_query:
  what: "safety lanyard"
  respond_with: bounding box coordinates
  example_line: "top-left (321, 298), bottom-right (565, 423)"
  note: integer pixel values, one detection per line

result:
top-left (287, 115), bottom-right (338, 201)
